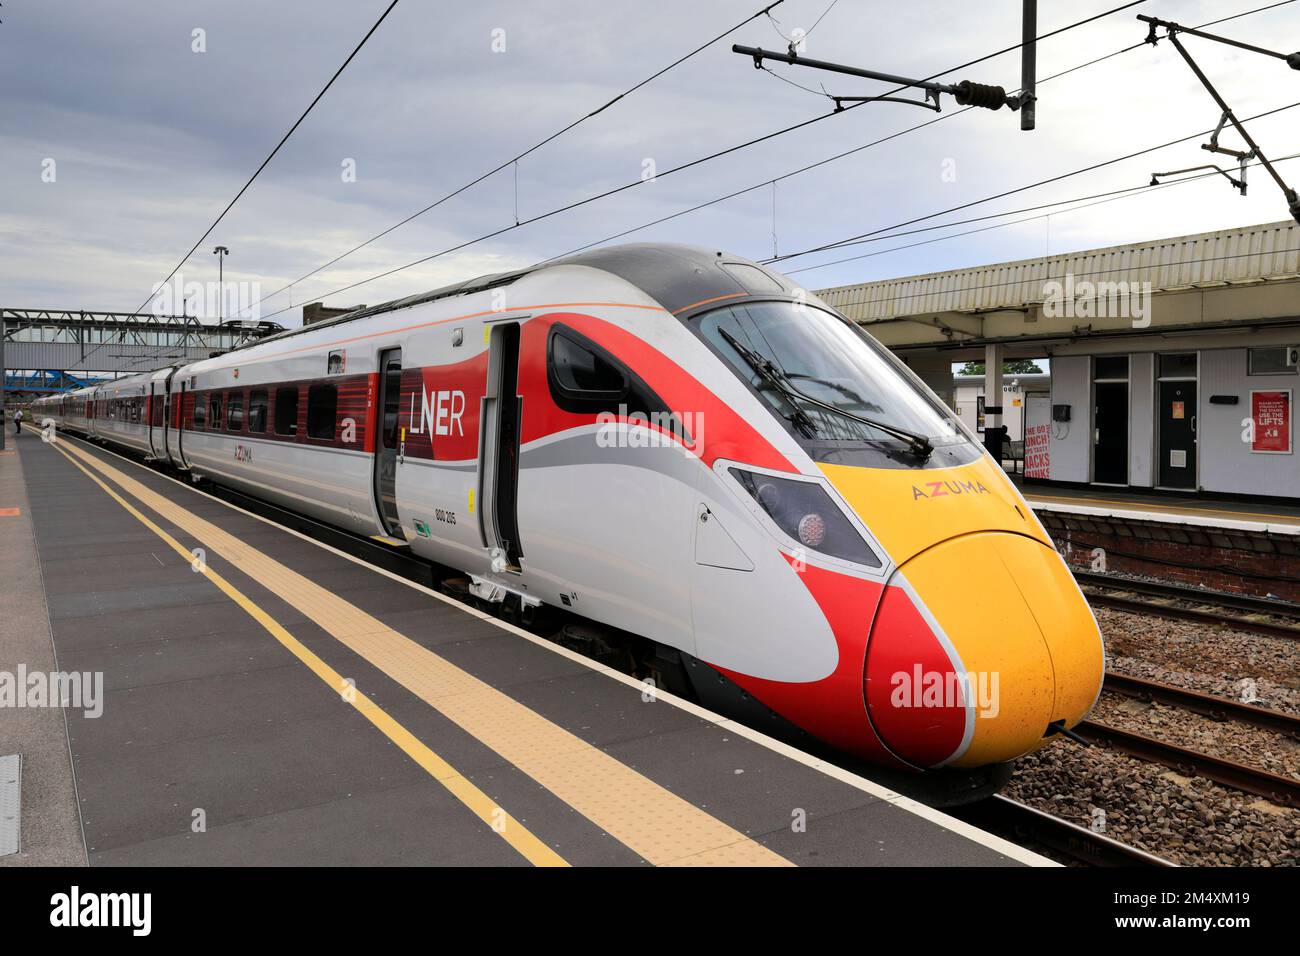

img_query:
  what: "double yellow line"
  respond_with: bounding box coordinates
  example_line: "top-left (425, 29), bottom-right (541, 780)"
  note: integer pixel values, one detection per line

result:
top-left (52, 440), bottom-right (790, 867)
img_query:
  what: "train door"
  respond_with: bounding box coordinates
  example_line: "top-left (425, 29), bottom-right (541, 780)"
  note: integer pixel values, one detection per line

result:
top-left (373, 348), bottom-right (404, 537)
top-left (1092, 355), bottom-right (1129, 486)
top-left (168, 379), bottom-right (187, 468)
top-left (147, 378), bottom-right (164, 460)
top-left (1157, 352), bottom-right (1198, 490)
top-left (478, 322), bottom-right (523, 571)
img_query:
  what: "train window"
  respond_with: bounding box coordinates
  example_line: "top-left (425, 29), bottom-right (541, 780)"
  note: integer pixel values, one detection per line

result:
top-left (551, 331), bottom-right (625, 397)
top-left (274, 387), bottom-right (299, 436)
top-left (227, 391), bottom-right (245, 431)
top-left (248, 390), bottom-right (268, 433)
top-left (547, 325), bottom-right (671, 420)
top-left (306, 384), bottom-right (338, 440)
top-left (209, 393), bottom-right (223, 430)
top-left (193, 394), bottom-right (207, 428)
top-left (151, 395), bottom-right (164, 427)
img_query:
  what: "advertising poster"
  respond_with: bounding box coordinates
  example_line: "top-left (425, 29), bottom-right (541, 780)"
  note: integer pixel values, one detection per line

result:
top-left (1251, 390), bottom-right (1291, 453)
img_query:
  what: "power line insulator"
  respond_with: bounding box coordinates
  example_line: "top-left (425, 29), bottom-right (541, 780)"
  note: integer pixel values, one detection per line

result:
top-left (954, 80), bottom-right (1008, 110)
top-left (1288, 52), bottom-right (1300, 71)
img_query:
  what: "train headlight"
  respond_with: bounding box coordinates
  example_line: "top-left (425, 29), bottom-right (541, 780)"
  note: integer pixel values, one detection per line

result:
top-left (796, 512), bottom-right (826, 548)
top-left (730, 469), bottom-right (879, 567)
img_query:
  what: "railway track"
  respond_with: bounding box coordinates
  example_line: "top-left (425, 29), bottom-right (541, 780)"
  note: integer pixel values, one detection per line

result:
top-left (1104, 672), bottom-right (1300, 739)
top-left (1074, 719), bottom-right (1300, 807)
top-left (1075, 570), bottom-right (1300, 641)
top-left (953, 795), bottom-right (1175, 867)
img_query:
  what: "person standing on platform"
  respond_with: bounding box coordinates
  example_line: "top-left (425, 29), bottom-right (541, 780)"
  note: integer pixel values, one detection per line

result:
top-left (13, 408), bottom-right (23, 434)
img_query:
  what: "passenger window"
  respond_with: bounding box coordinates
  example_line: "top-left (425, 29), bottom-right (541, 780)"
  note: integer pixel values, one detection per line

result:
top-left (546, 325), bottom-right (671, 420)
top-left (551, 332), bottom-right (626, 397)
top-left (306, 384), bottom-right (338, 440)
top-left (209, 393), bottom-right (223, 429)
top-left (247, 390), bottom-right (268, 433)
top-left (227, 391), bottom-right (245, 431)
top-left (193, 394), bottom-right (206, 428)
top-left (275, 387), bottom-right (299, 436)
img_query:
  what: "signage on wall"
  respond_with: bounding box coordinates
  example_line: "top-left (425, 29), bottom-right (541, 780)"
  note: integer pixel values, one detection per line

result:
top-left (1025, 423), bottom-right (1051, 478)
top-left (1251, 390), bottom-right (1292, 454)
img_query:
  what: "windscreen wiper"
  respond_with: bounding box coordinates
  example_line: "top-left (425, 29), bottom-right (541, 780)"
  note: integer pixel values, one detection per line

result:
top-left (718, 328), bottom-right (819, 438)
top-left (718, 329), bottom-right (933, 459)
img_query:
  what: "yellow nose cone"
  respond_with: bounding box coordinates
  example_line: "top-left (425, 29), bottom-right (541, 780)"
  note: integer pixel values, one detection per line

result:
top-left (889, 532), bottom-right (1104, 767)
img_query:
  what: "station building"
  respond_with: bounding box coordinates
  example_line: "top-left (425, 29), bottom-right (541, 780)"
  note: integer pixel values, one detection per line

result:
top-left (952, 371), bottom-right (1050, 444)
top-left (817, 220), bottom-right (1300, 500)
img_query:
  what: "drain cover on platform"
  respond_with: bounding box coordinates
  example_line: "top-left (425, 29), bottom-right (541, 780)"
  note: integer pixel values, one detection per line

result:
top-left (0, 754), bottom-right (20, 857)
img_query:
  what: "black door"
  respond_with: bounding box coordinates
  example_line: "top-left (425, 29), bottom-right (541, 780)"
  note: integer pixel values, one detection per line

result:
top-left (374, 348), bottom-right (403, 536)
top-left (1158, 380), bottom-right (1197, 489)
top-left (493, 324), bottom-right (523, 569)
top-left (1093, 381), bottom-right (1128, 484)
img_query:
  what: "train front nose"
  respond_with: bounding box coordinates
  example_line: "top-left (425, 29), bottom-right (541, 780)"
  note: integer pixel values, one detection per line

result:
top-left (864, 532), bottom-right (1104, 768)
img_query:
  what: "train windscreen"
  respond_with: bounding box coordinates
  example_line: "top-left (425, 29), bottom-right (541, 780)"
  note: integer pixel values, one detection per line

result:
top-left (697, 301), bottom-right (967, 452)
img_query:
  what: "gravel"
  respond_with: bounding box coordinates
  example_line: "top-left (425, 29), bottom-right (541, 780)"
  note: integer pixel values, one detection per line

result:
top-left (994, 603), bottom-right (1300, 865)
top-left (1097, 606), bottom-right (1300, 715)
top-left (1093, 693), bottom-right (1300, 781)
top-left (1003, 741), bottom-right (1300, 866)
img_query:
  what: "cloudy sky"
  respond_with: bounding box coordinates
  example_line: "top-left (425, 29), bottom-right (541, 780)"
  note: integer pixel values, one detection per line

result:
top-left (3, 0), bottom-right (1298, 326)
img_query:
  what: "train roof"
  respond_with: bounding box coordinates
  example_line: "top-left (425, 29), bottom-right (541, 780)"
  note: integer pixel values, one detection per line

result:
top-left (229, 243), bottom-right (797, 355)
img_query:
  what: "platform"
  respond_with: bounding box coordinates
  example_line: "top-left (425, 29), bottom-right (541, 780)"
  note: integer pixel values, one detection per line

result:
top-left (1015, 475), bottom-right (1300, 536)
top-left (0, 430), bottom-right (1045, 867)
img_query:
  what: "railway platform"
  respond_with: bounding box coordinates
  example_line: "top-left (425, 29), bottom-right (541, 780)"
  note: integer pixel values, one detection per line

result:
top-left (1015, 476), bottom-right (1300, 536)
top-left (0, 430), bottom-right (1045, 867)
top-left (1014, 477), bottom-right (1300, 601)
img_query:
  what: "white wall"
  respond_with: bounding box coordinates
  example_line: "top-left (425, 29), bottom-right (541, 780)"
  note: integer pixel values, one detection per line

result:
top-left (953, 384), bottom-right (1028, 439)
top-left (1049, 355), bottom-right (1091, 482)
top-left (1198, 349), bottom-right (1298, 496)
top-left (1130, 353), bottom-right (1155, 487)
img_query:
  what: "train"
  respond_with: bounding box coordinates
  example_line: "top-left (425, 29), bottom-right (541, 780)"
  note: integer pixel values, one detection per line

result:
top-left (33, 243), bottom-right (1105, 793)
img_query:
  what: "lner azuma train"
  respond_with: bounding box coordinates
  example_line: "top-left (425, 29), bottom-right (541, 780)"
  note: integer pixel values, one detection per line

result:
top-left (35, 244), bottom-right (1104, 796)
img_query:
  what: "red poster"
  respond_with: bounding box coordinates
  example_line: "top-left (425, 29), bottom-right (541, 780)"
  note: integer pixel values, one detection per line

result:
top-left (1024, 423), bottom-right (1051, 478)
top-left (1251, 390), bottom-right (1291, 453)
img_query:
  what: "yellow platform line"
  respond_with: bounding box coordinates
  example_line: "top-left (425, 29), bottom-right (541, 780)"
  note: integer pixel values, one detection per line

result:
top-left (58, 440), bottom-right (791, 867)
top-left (51, 443), bottom-right (567, 868)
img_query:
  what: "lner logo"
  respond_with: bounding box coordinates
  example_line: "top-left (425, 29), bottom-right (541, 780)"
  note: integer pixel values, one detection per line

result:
top-left (409, 388), bottom-right (466, 437)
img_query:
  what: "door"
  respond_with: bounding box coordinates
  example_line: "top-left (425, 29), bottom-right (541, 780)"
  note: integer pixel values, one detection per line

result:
top-left (1158, 380), bottom-right (1197, 489)
top-left (1093, 381), bottom-right (1128, 484)
top-left (166, 380), bottom-right (187, 468)
top-left (148, 379), bottom-right (165, 460)
top-left (373, 348), bottom-right (404, 537)
top-left (478, 323), bottom-right (523, 571)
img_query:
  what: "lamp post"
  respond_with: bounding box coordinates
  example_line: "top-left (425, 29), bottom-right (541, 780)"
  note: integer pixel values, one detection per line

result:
top-left (212, 245), bottom-right (230, 322)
